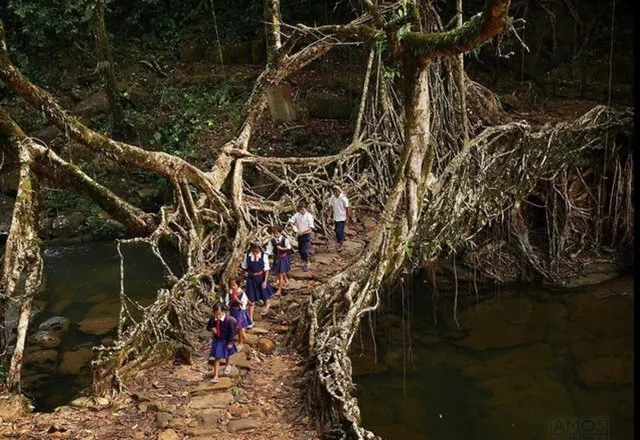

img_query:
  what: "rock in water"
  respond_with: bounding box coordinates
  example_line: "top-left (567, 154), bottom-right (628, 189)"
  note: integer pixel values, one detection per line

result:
top-left (38, 316), bottom-right (70, 335)
top-left (59, 346), bottom-right (94, 375)
top-left (77, 316), bottom-right (118, 335)
top-left (29, 331), bottom-right (61, 349)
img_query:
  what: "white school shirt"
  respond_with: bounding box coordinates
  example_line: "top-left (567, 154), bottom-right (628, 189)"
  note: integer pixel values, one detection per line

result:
top-left (328, 193), bottom-right (350, 222)
top-left (265, 235), bottom-right (292, 255)
top-left (287, 211), bottom-right (315, 235)
top-left (225, 289), bottom-right (249, 310)
top-left (240, 251), bottom-right (271, 271)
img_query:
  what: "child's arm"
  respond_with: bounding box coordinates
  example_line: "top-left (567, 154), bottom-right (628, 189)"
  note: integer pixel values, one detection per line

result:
top-left (240, 290), bottom-right (248, 308)
top-left (206, 316), bottom-right (214, 332)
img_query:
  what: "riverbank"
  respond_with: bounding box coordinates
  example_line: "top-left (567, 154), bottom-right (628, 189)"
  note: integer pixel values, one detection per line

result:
top-left (0, 222), bottom-right (372, 438)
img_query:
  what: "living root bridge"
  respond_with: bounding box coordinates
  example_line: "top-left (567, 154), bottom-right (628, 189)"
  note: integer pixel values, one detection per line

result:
top-left (292, 105), bottom-right (633, 439)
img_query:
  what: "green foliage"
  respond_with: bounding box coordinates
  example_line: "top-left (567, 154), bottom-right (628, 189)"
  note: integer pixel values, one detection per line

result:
top-left (87, 216), bottom-right (126, 239)
top-left (137, 80), bottom-right (240, 159)
top-left (5, 0), bottom-right (95, 50)
top-left (42, 189), bottom-right (126, 239)
top-left (42, 190), bottom-right (95, 216)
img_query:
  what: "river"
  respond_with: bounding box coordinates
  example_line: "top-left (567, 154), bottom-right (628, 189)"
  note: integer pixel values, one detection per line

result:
top-left (23, 241), bottom-right (173, 411)
top-left (352, 274), bottom-right (633, 440)
top-left (20, 243), bottom-right (634, 438)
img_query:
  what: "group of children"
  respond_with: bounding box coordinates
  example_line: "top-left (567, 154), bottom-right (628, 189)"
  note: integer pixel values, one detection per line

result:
top-left (206, 188), bottom-right (350, 382)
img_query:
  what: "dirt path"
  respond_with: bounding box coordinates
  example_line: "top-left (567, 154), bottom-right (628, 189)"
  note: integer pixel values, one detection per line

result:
top-left (0, 220), bottom-right (373, 439)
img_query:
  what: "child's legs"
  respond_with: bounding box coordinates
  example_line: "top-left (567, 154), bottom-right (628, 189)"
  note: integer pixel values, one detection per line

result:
top-left (335, 221), bottom-right (345, 243)
top-left (213, 358), bottom-right (220, 378)
top-left (239, 328), bottom-right (246, 343)
top-left (299, 234), bottom-right (311, 262)
top-left (248, 302), bottom-right (255, 321)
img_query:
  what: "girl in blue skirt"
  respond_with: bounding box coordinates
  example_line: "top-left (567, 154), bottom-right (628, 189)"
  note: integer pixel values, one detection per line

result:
top-left (266, 225), bottom-right (292, 295)
top-left (241, 242), bottom-right (272, 317)
top-left (206, 303), bottom-right (238, 382)
top-left (225, 277), bottom-right (253, 347)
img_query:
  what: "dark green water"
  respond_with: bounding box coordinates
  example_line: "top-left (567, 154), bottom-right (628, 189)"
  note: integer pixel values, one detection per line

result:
top-left (24, 242), bottom-right (172, 411)
top-left (352, 276), bottom-right (634, 440)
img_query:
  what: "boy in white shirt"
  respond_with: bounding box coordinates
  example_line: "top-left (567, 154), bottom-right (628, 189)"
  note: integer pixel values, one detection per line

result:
top-left (287, 201), bottom-right (315, 272)
top-left (327, 184), bottom-right (351, 252)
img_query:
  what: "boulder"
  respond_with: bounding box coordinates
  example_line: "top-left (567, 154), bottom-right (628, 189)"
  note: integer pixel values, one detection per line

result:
top-left (23, 349), bottom-right (58, 373)
top-left (28, 330), bottom-right (61, 349)
top-left (0, 395), bottom-right (32, 422)
top-left (29, 125), bottom-right (62, 145)
top-left (59, 346), bottom-right (94, 375)
top-left (38, 316), bottom-right (70, 336)
top-left (77, 316), bottom-right (118, 335)
top-left (50, 299), bottom-right (73, 314)
top-left (73, 91), bottom-right (110, 118)
top-left (257, 337), bottom-right (276, 354)
top-left (51, 211), bottom-right (88, 238)
top-left (22, 373), bottom-right (50, 390)
top-left (85, 300), bottom-right (120, 318)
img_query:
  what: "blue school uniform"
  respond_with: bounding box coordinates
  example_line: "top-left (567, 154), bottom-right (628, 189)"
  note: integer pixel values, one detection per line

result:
top-left (226, 289), bottom-right (253, 329)
top-left (271, 237), bottom-right (291, 275)
top-left (206, 314), bottom-right (238, 359)
top-left (244, 252), bottom-right (272, 303)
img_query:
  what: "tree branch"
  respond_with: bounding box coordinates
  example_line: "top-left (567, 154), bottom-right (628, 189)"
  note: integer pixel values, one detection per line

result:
top-left (0, 110), bottom-right (156, 235)
top-left (0, 21), bottom-right (229, 217)
top-left (402, 0), bottom-right (512, 60)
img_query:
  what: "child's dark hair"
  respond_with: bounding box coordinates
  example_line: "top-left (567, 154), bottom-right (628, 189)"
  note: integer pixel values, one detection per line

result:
top-left (298, 200), bottom-right (308, 209)
top-left (231, 276), bottom-right (243, 286)
top-left (212, 302), bottom-right (226, 313)
top-left (271, 224), bottom-right (283, 233)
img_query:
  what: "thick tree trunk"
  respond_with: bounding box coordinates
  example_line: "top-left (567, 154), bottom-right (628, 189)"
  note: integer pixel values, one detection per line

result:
top-left (95, 0), bottom-right (124, 129)
top-left (1, 139), bottom-right (43, 392)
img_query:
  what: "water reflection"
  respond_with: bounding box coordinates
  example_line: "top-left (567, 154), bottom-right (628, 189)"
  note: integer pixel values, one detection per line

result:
top-left (353, 276), bottom-right (633, 440)
top-left (24, 241), bottom-right (174, 411)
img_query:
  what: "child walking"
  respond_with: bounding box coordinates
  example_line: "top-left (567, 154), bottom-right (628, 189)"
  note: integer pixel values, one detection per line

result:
top-left (287, 201), bottom-right (315, 271)
top-left (266, 225), bottom-right (291, 295)
top-left (225, 277), bottom-right (253, 347)
top-left (206, 303), bottom-right (238, 383)
top-left (241, 242), bottom-right (272, 317)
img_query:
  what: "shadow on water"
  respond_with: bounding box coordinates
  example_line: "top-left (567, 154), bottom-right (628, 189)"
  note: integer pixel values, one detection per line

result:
top-left (352, 275), bottom-right (634, 440)
top-left (23, 241), bottom-right (181, 412)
